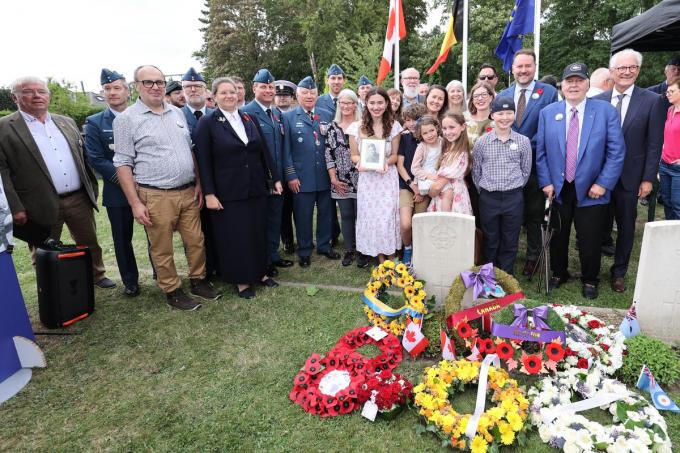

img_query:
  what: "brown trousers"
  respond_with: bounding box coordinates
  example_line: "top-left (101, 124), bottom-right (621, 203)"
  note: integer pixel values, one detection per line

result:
top-left (33, 190), bottom-right (107, 280)
top-left (138, 186), bottom-right (205, 293)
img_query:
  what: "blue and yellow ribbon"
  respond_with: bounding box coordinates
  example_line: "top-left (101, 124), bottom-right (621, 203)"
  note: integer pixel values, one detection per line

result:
top-left (362, 289), bottom-right (424, 320)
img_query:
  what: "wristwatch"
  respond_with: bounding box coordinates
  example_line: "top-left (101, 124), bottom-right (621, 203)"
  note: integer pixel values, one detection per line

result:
top-left (406, 179), bottom-right (412, 186)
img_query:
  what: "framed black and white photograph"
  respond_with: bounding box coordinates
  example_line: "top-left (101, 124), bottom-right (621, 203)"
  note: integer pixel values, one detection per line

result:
top-left (359, 139), bottom-right (385, 171)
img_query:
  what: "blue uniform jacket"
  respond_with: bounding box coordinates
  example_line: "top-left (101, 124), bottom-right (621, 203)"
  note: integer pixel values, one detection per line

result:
top-left (182, 105), bottom-right (215, 138)
top-left (84, 108), bottom-right (128, 207)
top-left (315, 94), bottom-right (337, 117)
top-left (282, 106), bottom-right (333, 192)
top-left (241, 100), bottom-right (284, 182)
top-left (536, 99), bottom-right (626, 207)
top-left (499, 81), bottom-right (558, 170)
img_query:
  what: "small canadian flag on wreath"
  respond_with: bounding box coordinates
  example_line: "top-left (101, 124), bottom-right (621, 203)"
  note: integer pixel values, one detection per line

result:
top-left (401, 320), bottom-right (428, 357)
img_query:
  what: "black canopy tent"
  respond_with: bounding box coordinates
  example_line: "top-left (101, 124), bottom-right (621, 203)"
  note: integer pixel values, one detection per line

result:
top-left (611, 0), bottom-right (680, 53)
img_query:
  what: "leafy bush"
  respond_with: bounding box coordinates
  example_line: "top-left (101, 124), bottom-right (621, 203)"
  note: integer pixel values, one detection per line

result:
top-left (617, 335), bottom-right (680, 386)
top-left (0, 110), bottom-right (14, 118)
top-left (47, 80), bottom-right (104, 128)
top-left (0, 88), bottom-right (15, 111)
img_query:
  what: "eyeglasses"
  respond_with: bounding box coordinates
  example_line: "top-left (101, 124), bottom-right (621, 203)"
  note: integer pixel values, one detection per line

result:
top-left (183, 84), bottom-right (205, 91)
top-left (402, 76), bottom-right (419, 81)
top-left (472, 92), bottom-right (490, 100)
top-left (478, 75), bottom-right (496, 80)
top-left (138, 80), bottom-right (167, 88)
top-left (613, 65), bottom-right (639, 73)
top-left (667, 89), bottom-right (678, 97)
top-left (19, 89), bottom-right (49, 96)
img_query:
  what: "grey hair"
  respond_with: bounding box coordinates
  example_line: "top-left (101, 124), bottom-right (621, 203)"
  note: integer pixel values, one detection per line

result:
top-left (133, 65), bottom-right (163, 82)
top-left (445, 80), bottom-right (468, 112)
top-left (609, 49), bottom-right (643, 69)
top-left (10, 76), bottom-right (48, 94)
top-left (400, 67), bottom-right (420, 78)
top-left (333, 88), bottom-right (362, 122)
top-left (211, 77), bottom-right (237, 95)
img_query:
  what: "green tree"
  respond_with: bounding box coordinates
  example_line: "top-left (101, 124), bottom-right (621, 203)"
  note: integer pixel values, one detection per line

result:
top-left (0, 88), bottom-right (16, 111)
top-left (47, 80), bottom-right (103, 127)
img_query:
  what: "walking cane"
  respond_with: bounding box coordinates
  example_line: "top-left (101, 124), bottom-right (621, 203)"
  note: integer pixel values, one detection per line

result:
top-left (529, 198), bottom-right (556, 296)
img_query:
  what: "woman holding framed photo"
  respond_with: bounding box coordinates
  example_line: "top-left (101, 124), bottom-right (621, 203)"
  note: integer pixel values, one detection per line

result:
top-left (348, 87), bottom-right (403, 264)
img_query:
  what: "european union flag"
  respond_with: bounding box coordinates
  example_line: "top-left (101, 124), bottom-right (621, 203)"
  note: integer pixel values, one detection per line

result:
top-left (637, 365), bottom-right (680, 413)
top-left (494, 0), bottom-right (535, 72)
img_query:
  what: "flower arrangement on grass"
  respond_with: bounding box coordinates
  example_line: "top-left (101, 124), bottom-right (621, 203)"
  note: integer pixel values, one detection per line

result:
top-left (529, 367), bottom-right (672, 452)
top-left (357, 370), bottom-right (413, 419)
top-left (413, 359), bottom-right (529, 452)
top-left (550, 305), bottom-right (625, 375)
top-left (362, 260), bottom-right (433, 336)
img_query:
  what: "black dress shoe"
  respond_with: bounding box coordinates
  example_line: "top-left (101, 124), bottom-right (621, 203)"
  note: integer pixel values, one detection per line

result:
top-left (601, 244), bottom-right (615, 257)
top-left (356, 253), bottom-right (369, 268)
top-left (300, 256), bottom-right (311, 267)
top-left (341, 251), bottom-right (355, 267)
top-left (273, 259), bottom-right (294, 267)
top-left (124, 284), bottom-right (140, 297)
top-left (582, 283), bottom-right (598, 299)
top-left (260, 278), bottom-right (279, 288)
top-left (238, 286), bottom-right (256, 299)
top-left (95, 277), bottom-right (117, 289)
top-left (266, 265), bottom-right (279, 277)
top-left (320, 250), bottom-right (341, 260)
top-left (549, 276), bottom-right (568, 290)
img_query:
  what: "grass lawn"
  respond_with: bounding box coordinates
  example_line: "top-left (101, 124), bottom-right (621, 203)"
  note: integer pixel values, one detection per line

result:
top-left (1, 202), bottom-right (679, 452)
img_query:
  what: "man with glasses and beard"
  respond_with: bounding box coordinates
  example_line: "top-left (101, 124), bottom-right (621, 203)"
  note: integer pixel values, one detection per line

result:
top-left (181, 67), bottom-right (213, 137)
top-left (400, 67), bottom-right (425, 108)
top-left (113, 65), bottom-right (219, 310)
top-left (478, 63), bottom-right (500, 91)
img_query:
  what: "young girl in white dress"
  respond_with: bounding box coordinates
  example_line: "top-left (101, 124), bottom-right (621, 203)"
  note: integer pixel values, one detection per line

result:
top-left (409, 115), bottom-right (442, 196)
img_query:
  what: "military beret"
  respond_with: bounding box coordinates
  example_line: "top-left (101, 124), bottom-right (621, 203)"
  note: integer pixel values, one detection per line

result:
top-left (358, 75), bottom-right (373, 87)
top-left (253, 68), bottom-right (276, 84)
top-left (275, 80), bottom-right (296, 96)
top-left (562, 62), bottom-right (589, 80)
top-left (182, 67), bottom-right (205, 83)
top-left (165, 80), bottom-right (183, 95)
top-left (327, 64), bottom-right (345, 76)
top-left (490, 96), bottom-right (515, 114)
top-left (100, 68), bottom-right (125, 85)
top-left (298, 76), bottom-right (317, 90)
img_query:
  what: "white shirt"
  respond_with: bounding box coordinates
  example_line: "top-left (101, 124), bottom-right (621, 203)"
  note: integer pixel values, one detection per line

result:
top-left (514, 80), bottom-right (536, 109)
top-left (611, 85), bottom-right (634, 124)
top-left (565, 99), bottom-right (587, 151)
top-left (20, 111), bottom-right (81, 194)
top-left (255, 100), bottom-right (273, 117)
top-left (220, 108), bottom-right (248, 145)
top-left (187, 104), bottom-right (207, 116)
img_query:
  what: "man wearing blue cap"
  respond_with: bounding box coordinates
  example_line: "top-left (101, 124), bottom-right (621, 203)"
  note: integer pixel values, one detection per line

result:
top-left (180, 67), bottom-right (214, 138)
top-left (316, 64), bottom-right (345, 115)
top-left (357, 75), bottom-right (373, 110)
top-left (242, 69), bottom-right (293, 276)
top-left (84, 69), bottom-right (142, 296)
top-left (283, 76), bottom-right (340, 267)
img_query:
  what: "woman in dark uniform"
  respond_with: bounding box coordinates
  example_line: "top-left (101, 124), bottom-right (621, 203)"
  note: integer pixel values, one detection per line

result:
top-left (195, 77), bottom-right (283, 299)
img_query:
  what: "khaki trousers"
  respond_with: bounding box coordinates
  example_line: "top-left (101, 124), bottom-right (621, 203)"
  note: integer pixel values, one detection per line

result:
top-left (138, 186), bottom-right (205, 293)
top-left (39, 190), bottom-right (107, 281)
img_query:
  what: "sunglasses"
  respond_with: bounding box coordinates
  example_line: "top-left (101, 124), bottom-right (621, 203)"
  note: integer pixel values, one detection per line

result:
top-left (479, 75), bottom-right (496, 81)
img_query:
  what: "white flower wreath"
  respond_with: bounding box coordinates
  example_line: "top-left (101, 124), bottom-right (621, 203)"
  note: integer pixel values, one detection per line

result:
top-left (529, 368), bottom-right (672, 453)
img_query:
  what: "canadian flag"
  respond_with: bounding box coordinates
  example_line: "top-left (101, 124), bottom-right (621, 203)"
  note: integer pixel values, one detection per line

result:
top-left (376, 0), bottom-right (407, 85)
top-left (402, 320), bottom-right (428, 357)
top-left (440, 330), bottom-right (456, 361)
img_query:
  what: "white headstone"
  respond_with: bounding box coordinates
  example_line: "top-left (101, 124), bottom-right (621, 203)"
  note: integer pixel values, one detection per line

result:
top-left (633, 220), bottom-right (680, 343)
top-left (412, 212), bottom-right (475, 309)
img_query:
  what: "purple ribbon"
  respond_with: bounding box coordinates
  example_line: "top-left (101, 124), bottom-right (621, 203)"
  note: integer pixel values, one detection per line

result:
top-left (461, 263), bottom-right (496, 300)
top-left (511, 304), bottom-right (551, 330)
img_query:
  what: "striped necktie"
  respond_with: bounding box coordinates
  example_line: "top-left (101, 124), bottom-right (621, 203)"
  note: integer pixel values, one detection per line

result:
top-left (565, 107), bottom-right (579, 183)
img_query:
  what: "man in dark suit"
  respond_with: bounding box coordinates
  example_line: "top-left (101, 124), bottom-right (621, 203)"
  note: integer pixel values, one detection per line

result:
top-left (593, 49), bottom-right (666, 293)
top-left (181, 67), bottom-right (214, 138)
top-left (316, 64), bottom-right (345, 116)
top-left (0, 76), bottom-right (114, 288)
top-left (84, 68), bottom-right (142, 297)
top-left (242, 69), bottom-right (293, 277)
top-left (536, 63), bottom-right (626, 299)
top-left (648, 57), bottom-right (679, 111)
top-left (499, 48), bottom-right (559, 276)
top-left (283, 76), bottom-right (340, 267)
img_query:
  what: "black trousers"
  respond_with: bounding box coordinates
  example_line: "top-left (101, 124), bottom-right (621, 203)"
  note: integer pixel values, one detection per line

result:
top-left (550, 181), bottom-right (607, 285)
top-left (523, 173), bottom-right (546, 261)
top-left (281, 186), bottom-right (295, 247)
top-left (201, 206), bottom-right (219, 276)
top-left (106, 206), bottom-right (139, 287)
top-left (610, 185), bottom-right (639, 278)
top-left (478, 187), bottom-right (523, 275)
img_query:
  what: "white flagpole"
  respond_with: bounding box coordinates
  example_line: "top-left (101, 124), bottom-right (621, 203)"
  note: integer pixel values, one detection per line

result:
top-left (534, 0), bottom-right (541, 77)
top-left (462, 0), bottom-right (469, 92)
top-left (394, 0), bottom-right (400, 90)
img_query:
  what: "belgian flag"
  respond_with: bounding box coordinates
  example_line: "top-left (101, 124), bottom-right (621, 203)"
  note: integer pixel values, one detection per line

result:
top-left (426, 0), bottom-right (464, 74)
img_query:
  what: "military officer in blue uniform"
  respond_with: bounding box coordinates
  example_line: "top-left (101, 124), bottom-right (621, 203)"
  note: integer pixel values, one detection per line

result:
top-left (357, 75), bottom-right (373, 110)
top-left (283, 76), bottom-right (341, 267)
top-left (242, 69), bottom-right (294, 276)
top-left (181, 67), bottom-right (214, 138)
top-left (315, 64), bottom-right (345, 116)
top-left (84, 69), bottom-right (140, 296)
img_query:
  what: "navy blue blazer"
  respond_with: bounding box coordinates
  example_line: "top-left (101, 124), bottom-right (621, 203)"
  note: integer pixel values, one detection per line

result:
top-left (282, 106), bottom-right (333, 193)
top-left (194, 109), bottom-right (278, 203)
top-left (84, 108), bottom-right (128, 207)
top-left (648, 80), bottom-right (672, 111)
top-left (315, 94), bottom-right (337, 117)
top-left (593, 86), bottom-right (666, 192)
top-left (499, 81), bottom-right (558, 161)
top-left (536, 99), bottom-right (626, 207)
top-left (241, 100), bottom-right (284, 182)
top-left (182, 105), bottom-right (215, 138)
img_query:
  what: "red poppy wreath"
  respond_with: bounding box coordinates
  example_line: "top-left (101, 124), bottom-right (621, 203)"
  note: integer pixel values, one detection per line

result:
top-left (289, 327), bottom-right (404, 417)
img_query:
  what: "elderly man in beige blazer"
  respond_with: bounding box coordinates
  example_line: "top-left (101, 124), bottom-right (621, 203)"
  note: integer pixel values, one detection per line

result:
top-left (0, 76), bottom-right (114, 288)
